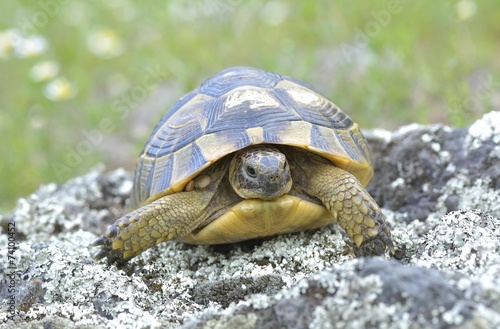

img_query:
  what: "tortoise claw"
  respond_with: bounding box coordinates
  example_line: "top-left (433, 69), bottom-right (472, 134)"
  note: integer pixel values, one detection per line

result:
top-left (92, 246), bottom-right (128, 266)
top-left (91, 237), bottom-right (105, 247)
top-left (353, 230), bottom-right (395, 257)
top-left (91, 232), bottom-right (128, 265)
top-left (93, 249), bottom-right (110, 261)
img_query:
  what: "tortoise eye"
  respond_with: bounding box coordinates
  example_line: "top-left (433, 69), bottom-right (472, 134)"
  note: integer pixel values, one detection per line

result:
top-left (246, 165), bottom-right (257, 177)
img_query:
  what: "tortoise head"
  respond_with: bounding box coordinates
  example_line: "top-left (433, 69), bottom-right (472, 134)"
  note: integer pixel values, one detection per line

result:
top-left (229, 145), bottom-right (292, 200)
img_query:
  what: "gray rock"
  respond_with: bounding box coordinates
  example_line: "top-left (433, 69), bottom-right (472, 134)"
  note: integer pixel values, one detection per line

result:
top-left (366, 111), bottom-right (500, 221)
top-left (184, 258), bottom-right (477, 329)
top-left (1, 112), bottom-right (499, 329)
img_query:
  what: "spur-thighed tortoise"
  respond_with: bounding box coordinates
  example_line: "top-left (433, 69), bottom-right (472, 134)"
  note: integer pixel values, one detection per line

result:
top-left (92, 66), bottom-right (393, 264)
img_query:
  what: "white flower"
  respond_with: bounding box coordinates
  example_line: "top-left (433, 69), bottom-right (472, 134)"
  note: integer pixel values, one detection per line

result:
top-left (15, 35), bottom-right (48, 58)
top-left (87, 28), bottom-right (125, 59)
top-left (30, 61), bottom-right (60, 82)
top-left (43, 77), bottom-right (77, 101)
top-left (455, 0), bottom-right (477, 21)
top-left (0, 29), bottom-right (22, 59)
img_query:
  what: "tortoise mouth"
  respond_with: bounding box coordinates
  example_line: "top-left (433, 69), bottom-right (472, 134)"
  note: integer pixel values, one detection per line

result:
top-left (253, 179), bottom-right (293, 200)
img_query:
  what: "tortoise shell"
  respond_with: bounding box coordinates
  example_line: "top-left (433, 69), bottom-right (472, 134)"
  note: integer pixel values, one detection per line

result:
top-left (131, 66), bottom-right (373, 208)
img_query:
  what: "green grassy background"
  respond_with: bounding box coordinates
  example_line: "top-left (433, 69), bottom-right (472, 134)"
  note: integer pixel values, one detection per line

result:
top-left (1, 0), bottom-right (499, 212)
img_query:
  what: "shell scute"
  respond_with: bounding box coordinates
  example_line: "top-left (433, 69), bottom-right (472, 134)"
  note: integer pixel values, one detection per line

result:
top-left (199, 66), bottom-right (282, 97)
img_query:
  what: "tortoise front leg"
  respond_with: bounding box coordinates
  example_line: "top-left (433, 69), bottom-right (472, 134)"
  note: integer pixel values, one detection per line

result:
top-left (290, 156), bottom-right (394, 256)
top-left (92, 191), bottom-right (212, 265)
top-left (312, 166), bottom-right (394, 256)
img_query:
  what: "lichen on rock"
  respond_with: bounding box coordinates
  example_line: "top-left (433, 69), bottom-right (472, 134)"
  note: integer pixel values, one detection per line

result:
top-left (1, 112), bottom-right (499, 329)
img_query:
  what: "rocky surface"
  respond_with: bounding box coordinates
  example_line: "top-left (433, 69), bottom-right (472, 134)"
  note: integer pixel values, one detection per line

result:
top-left (1, 111), bottom-right (499, 329)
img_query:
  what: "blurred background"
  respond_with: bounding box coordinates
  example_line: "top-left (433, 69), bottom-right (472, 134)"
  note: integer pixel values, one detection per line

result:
top-left (1, 0), bottom-right (499, 212)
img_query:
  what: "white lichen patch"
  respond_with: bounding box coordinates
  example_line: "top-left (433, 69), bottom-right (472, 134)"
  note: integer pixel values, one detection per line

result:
top-left (394, 122), bottom-right (426, 137)
top-left (14, 169), bottom-right (104, 238)
top-left (307, 263), bottom-right (390, 329)
top-left (466, 110), bottom-right (500, 150)
top-left (437, 172), bottom-right (500, 218)
top-left (244, 293), bottom-right (273, 310)
top-left (363, 128), bottom-right (393, 144)
top-left (141, 224), bottom-right (350, 289)
top-left (412, 210), bottom-right (500, 277)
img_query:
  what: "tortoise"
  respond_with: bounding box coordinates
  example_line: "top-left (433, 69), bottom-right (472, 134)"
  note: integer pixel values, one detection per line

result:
top-left (92, 66), bottom-right (393, 264)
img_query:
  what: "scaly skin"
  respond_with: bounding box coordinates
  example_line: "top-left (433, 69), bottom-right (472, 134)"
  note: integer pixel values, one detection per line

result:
top-left (92, 191), bottom-right (211, 264)
top-left (92, 160), bottom-right (231, 265)
top-left (286, 148), bottom-right (394, 256)
top-left (310, 166), bottom-right (393, 256)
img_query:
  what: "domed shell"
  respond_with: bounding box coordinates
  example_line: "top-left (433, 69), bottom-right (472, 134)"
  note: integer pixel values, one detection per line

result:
top-left (131, 66), bottom-right (373, 207)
